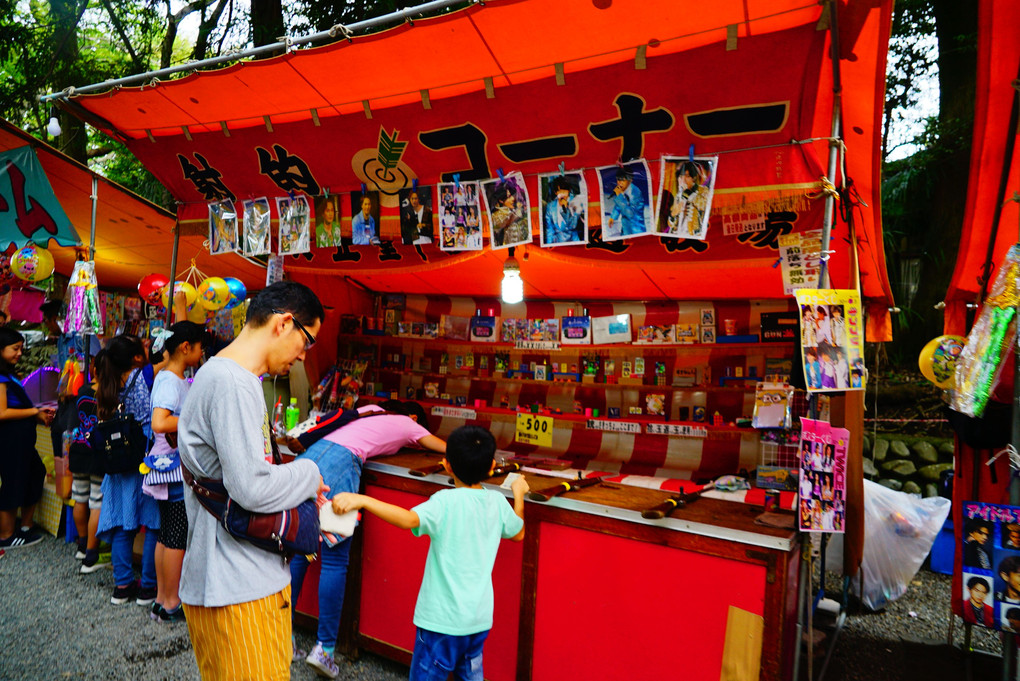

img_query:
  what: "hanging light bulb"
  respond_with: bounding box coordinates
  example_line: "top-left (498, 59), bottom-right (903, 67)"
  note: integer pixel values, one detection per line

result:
top-left (46, 114), bottom-right (61, 137)
top-left (501, 253), bottom-right (524, 304)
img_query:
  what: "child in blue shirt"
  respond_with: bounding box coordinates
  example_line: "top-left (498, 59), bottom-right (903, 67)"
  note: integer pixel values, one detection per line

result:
top-left (332, 425), bottom-right (528, 680)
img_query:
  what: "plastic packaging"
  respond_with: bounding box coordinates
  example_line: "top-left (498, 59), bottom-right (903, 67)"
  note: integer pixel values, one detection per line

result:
top-left (846, 479), bottom-right (951, 611)
top-left (272, 397), bottom-right (284, 435)
top-left (285, 397), bottom-right (300, 431)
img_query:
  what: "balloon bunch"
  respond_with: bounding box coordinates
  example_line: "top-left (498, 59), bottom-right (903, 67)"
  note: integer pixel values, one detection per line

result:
top-left (136, 258), bottom-right (248, 321)
top-left (952, 245), bottom-right (1020, 417)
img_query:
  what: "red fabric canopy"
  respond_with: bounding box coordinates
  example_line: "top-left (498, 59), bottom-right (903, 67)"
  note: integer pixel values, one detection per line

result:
top-left (63, 0), bottom-right (893, 336)
top-left (0, 120), bottom-right (265, 292)
top-left (944, 0), bottom-right (1020, 334)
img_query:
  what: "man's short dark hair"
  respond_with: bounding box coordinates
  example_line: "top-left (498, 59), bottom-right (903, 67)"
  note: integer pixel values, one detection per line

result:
top-left (966, 576), bottom-right (990, 591)
top-left (39, 300), bottom-right (62, 318)
top-left (245, 281), bottom-right (324, 329)
top-left (999, 555), bottom-right (1020, 576)
top-left (965, 519), bottom-right (992, 536)
top-left (614, 166), bottom-right (633, 182)
top-left (445, 425), bottom-right (495, 485)
top-left (677, 161), bottom-right (702, 183)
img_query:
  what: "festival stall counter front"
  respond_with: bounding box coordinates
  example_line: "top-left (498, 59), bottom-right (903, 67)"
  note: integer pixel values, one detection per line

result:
top-left (55, 1), bottom-right (897, 679)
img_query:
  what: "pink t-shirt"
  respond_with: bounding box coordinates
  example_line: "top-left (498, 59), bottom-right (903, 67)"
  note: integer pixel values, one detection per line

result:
top-left (323, 404), bottom-right (431, 460)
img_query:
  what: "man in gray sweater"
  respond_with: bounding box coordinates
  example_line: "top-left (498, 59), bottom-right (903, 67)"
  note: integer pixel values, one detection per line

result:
top-left (178, 281), bottom-right (326, 681)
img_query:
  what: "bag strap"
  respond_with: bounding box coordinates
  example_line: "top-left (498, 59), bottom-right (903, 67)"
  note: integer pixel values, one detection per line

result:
top-left (113, 369), bottom-right (143, 416)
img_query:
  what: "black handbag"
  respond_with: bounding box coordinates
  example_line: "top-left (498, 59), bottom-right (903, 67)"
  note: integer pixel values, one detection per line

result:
top-left (87, 372), bottom-right (148, 475)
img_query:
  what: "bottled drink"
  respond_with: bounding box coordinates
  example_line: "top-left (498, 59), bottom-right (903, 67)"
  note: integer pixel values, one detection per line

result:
top-left (285, 397), bottom-right (300, 431)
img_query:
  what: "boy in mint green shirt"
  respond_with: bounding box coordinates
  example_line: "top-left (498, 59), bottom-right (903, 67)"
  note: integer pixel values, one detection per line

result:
top-left (333, 425), bottom-right (528, 680)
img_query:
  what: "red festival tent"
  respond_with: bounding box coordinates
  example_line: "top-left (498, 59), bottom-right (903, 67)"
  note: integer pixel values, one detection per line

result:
top-left (943, 0), bottom-right (1020, 334)
top-left (58, 0), bottom-right (894, 334)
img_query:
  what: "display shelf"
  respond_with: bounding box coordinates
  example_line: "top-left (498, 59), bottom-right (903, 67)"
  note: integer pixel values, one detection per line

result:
top-left (340, 332), bottom-right (773, 352)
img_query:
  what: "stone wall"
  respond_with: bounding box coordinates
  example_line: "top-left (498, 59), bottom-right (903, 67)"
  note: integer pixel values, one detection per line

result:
top-left (862, 434), bottom-right (954, 497)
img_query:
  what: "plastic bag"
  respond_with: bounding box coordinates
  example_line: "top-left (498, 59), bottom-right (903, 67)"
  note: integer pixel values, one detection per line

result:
top-left (850, 479), bottom-right (951, 611)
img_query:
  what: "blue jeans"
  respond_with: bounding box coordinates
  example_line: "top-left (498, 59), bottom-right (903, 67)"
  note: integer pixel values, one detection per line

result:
top-left (291, 440), bottom-right (363, 645)
top-left (410, 627), bottom-right (488, 681)
top-left (110, 527), bottom-right (157, 588)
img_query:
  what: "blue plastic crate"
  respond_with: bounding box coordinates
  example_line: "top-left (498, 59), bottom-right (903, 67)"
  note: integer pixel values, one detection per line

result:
top-left (929, 518), bottom-right (954, 575)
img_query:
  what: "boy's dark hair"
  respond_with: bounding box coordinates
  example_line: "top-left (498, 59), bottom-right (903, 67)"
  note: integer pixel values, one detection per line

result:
top-left (677, 161), bottom-right (702, 184)
top-left (445, 425), bottom-right (496, 485)
top-left (614, 166), bottom-right (633, 182)
top-left (245, 281), bottom-right (324, 329)
top-left (164, 321), bottom-right (211, 357)
top-left (378, 399), bottom-right (407, 414)
top-left (966, 576), bottom-right (990, 591)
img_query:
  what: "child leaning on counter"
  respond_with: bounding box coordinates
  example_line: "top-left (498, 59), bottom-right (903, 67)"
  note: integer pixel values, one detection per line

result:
top-left (332, 424), bottom-right (528, 681)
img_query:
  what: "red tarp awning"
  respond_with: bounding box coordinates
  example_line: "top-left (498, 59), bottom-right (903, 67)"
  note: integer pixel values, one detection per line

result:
top-left (944, 0), bottom-right (1020, 334)
top-left (62, 0), bottom-right (893, 334)
top-left (0, 120), bottom-right (265, 292)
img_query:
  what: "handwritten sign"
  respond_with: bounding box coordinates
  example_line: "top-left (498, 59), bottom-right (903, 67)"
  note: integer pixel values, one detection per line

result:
top-left (516, 413), bottom-right (553, 447)
top-left (646, 423), bottom-right (708, 438)
top-left (586, 419), bottom-right (641, 434)
top-left (430, 406), bottom-right (478, 420)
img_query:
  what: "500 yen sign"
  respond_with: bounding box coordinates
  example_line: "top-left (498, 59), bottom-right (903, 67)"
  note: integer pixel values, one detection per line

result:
top-left (515, 413), bottom-right (553, 447)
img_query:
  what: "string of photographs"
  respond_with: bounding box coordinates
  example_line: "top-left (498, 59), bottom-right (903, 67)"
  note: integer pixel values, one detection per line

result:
top-left (204, 155), bottom-right (721, 257)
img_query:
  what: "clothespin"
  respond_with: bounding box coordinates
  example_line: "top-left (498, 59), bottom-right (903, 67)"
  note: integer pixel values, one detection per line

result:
top-left (497, 168), bottom-right (505, 182)
top-left (361, 183), bottom-right (367, 194)
top-left (412, 178), bottom-right (419, 191)
top-left (324, 187), bottom-right (329, 198)
top-left (689, 144), bottom-right (695, 162)
top-left (453, 173), bottom-right (460, 190)
top-left (558, 162), bottom-right (565, 177)
top-left (772, 257), bottom-right (782, 268)
top-left (288, 190), bottom-right (296, 201)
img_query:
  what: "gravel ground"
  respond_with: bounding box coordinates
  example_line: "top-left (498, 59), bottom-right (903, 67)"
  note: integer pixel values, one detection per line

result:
top-left (0, 533), bottom-right (1009, 680)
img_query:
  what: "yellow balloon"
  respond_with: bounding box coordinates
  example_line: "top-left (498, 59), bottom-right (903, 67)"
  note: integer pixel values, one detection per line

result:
top-left (197, 276), bottom-right (231, 310)
top-left (918, 335), bottom-right (966, 388)
top-left (187, 302), bottom-right (209, 324)
top-left (11, 244), bottom-right (55, 282)
top-left (161, 281), bottom-right (198, 308)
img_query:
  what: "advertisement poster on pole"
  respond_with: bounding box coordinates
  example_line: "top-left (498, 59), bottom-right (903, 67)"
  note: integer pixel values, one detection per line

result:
top-left (797, 418), bottom-right (847, 533)
top-left (794, 288), bottom-right (866, 393)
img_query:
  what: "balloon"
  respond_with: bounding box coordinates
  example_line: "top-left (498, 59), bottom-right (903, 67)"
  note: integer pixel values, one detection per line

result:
top-left (918, 335), bottom-right (966, 388)
top-left (138, 273), bottom-right (170, 305)
top-left (187, 302), bottom-right (209, 324)
top-left (161, 281), bottom-right (198, 308)
top-left (197, 276), bottom-right (231, 310)
top-left (223, 277), bottom-right (247, 310)
top-left (11, 244), bottom-right (55, 282)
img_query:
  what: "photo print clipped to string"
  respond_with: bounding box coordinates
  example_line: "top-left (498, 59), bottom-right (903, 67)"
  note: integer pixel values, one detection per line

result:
top-left (596, 159), bottom-right (653, 242)
top-left (275, 195), bottom-right (310, 255)
top-left (398, 184), bottom-right (435, 246)
top-left (437, 180), bottom-right (483, 252)
top-left (313, 193), bottom-right (343, 249)
top-left (794, 289), bottom-right (866, 393)
top-left (798, 418), bottom-right (848, 534)
top-left (778, 229), bottom-right (822, 295)
top-left (208, 199), bottom-right (238, 255)
top-left (482, 171), bottom-right (533, 250)
top-left (349, 187), bottom-right (381, 246)
top-left (538, 169), bottom-right (588, 247)
top-left (654, 155), bottom-right (719, 241)
top-left (242, 197), bottom-right (272, 256)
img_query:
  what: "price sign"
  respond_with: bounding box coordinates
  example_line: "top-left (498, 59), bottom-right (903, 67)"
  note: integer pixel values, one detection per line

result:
top-left (515, 413), bottom-right (553, 447)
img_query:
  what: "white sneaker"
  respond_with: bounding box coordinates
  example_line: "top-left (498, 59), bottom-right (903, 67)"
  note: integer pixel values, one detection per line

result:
top-left (306, 642), bottom-right (339, 679)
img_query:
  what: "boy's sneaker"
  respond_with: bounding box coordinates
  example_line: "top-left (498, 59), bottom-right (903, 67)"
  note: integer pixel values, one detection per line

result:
top-left (306, 642), bottom-right (340, 679)
top-left (74, 539), bottom-right (87, 560)
top-left (136, 587), bottom-right (157, 606)
top-left (0, 530), bottom-right (43, 549)
top-left (159, 604), bottom-right (185, 622)
top-left (111, 581), bottom-right (140, 605)
top-left (79, 551), bottom-right (111, 574)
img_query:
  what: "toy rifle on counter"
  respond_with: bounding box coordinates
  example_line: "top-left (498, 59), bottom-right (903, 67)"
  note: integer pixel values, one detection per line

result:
top-left (640, 482), bottom-right (716, 519)
top-left (409, 461), bottom-right (522, 480)
top-left (527, 473), bottom-right (610, 502)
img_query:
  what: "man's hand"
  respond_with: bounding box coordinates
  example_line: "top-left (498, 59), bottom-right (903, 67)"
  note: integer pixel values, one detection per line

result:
top-left (332, 492), bottom-right (366, 515)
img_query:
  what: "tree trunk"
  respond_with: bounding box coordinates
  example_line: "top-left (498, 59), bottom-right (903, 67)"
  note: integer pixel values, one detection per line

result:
top-left (49, 0), bottom-right (87, 164)
top-left (251, 0), bottom-right (284, 56)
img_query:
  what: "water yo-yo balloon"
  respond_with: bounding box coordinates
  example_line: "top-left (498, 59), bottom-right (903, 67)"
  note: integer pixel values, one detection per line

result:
top-left (11, 244), bottom-right (55, 282)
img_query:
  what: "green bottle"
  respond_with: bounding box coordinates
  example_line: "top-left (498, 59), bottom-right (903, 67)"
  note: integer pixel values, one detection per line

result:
top-left (285, 397), bottom-right (300, 431)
